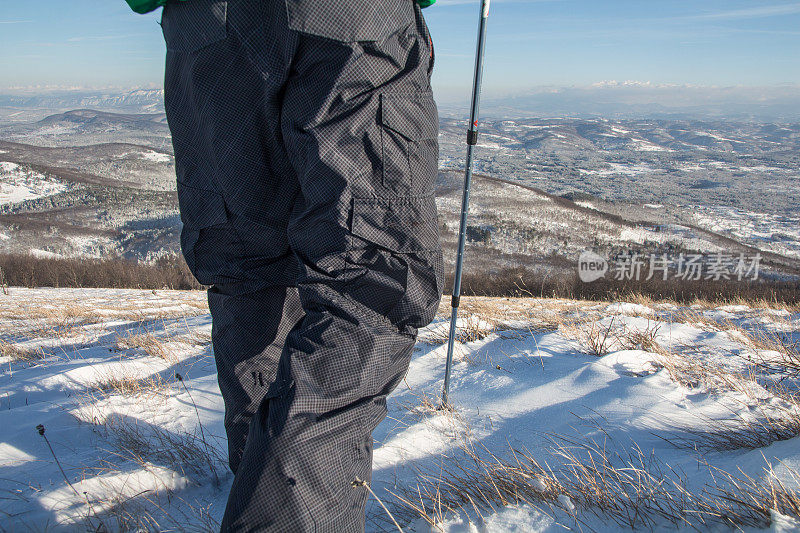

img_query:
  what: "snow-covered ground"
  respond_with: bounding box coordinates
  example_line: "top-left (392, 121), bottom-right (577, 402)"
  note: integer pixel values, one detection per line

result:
top-left (691, 204), bottom-right (800, 260)
top-left (578, 162), bottom-right (658, 177)
top-left (1, 288), bottom-right (799, 532)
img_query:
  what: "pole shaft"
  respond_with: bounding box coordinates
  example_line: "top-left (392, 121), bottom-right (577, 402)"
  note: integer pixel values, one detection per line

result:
top-left (442, 0), bottom-right (490, 407)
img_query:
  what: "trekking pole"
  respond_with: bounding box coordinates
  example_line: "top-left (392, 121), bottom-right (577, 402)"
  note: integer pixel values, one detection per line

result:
top-left (441, 0), bottom-right (491, 408)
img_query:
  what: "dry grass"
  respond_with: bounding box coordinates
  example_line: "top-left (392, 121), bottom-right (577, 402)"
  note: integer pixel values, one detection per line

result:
top-left (25, 304), bottom-right (96, 339)
top-left (101, 415), bottom-right (225, 488)
top-left (649, 314), bottom-right (798, 395)
top-left (393, 300), bottom-right (800, 529)
top-left (583, 316), bottom-right (618, 356)
top-left (659, 353), bottom-right (740, 392)
top-left (0, 338), bottom-right (46, 363)
top-left (619, 319), bottom-right (663, 352)
top-left (391, 429), bottom-right (800, 531)
top-left (89, 372), bottom-right (172, 398)
top-left (643, 317), bottom-right (800, 452)
top-left (390, 433), bottom-right (691, 530)
top-left (668, 307), bottom-right (751, 334)
top-left (0, 252), bottom-right (201, 290)
top-left (421, 316), bottom-right (497, 346)
top-left (88, 491), bottom-right (219, 533)
top-left (397, 391), bottom-right (459, 426)
top-left (654, 354), bottom-right (800, 452)
top-left (745, 326), bottom-right (800, 379)
top-left (8, 445), bottom-right (220, 533)
top-left (72, 374), bottom-right (226, 486)
top-left (558, 314), bottom-right (622, 356)
top-left (179, 330), bottom-right (213, 347)
top-left (404, 392), bottom-right (444, 418)
top-left (436, 295), bottom-right (599, 329)
top-left (390, 438), bottom-right (564, 530)
top-left (425, 296), bottom-right (609, 349)
top-left (29, 387), bottom-right (226, 531)
top-left (688, 294), bottom-right (800, 314)
top-left (664, 409), bottom-right (800, 452)
top-left (114, 330), bottom-right (175, 361)
top-left (697, 462), bottom-right (800, 528)
top-left (0, 293), bottom-right (209, 337)
top-left (557, 307), bottom-right (665, 357)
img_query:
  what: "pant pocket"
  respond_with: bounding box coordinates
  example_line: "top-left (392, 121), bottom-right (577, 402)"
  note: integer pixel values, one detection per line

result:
top-left (346, 194), bottom-right (444, 331)
top-left (285, 0), bottom-right (414, 42)
top-left (380, 91), bottom-right (439, 196)
top-left (176, 181), bottom-right (244, 285)
top-left (161, 0), bottom-right (228, 52)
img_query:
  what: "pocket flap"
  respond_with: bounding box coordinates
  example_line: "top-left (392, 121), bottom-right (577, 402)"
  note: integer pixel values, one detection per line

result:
top-left (380, 92), bottom-right (438, 141)
top-left (161, 0), bottom-right (227, 53)
top-left (177, 181), bottom-right (229, 229)
top-left (285, 0), bottom-right (414, 42)
top-left (351, 195), bottom-right (440, 252)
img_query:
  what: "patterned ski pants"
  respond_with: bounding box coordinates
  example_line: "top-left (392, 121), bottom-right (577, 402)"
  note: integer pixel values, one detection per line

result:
top-left (161, 0), bottom-right (442, 530)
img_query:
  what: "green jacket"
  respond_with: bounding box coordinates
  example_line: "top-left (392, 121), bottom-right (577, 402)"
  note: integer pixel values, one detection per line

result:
top-left (126, 0), bottom-right (434, 14)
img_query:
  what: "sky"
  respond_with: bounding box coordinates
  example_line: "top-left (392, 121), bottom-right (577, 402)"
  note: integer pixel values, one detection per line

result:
top-left (1, 0), bottom-right (800, 103)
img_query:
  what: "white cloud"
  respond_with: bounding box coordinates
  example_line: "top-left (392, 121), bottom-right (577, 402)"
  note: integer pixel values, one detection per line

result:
top-left (689, 3), bottom-right (800, 20)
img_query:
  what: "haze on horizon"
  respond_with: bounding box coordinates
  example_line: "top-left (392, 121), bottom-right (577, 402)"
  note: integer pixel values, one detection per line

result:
top-left (1, 1), bottom-right (799, 102)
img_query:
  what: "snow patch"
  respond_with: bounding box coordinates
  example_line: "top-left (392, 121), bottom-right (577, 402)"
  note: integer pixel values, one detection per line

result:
top-left (139, 150), bottom-right (172, 163)
top-left (606, 302), bottom-right (654, 315)
top-left (427, 505), bottom-right (556, 532)
top-left (0, 162), bottom-right (68, 205)
top-left (29, 249), bottom-right (62, 259)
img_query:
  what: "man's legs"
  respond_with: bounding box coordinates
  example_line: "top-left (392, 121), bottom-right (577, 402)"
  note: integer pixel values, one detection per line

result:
top-left (221, 2), bottom-right (443, 531)
top-left (206, 285), bottom-right (303, 473)
top-left (161, 0), bottom-right (305, 473)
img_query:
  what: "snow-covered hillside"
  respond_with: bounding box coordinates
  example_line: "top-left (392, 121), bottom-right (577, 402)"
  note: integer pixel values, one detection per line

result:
top-left (1, 288), bottom-right (799, 531)
top-left (0, 162), bottom-right (68, 206)
top-left (691, 205), bottom-right (800, 261)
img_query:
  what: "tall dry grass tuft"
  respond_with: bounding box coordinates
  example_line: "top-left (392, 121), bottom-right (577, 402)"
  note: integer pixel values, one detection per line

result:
top-left (559, 312), bottom-right (666, 358)
top-left (90, 490), bottom-right (219, 533)
top-left (653, 349), bottom-right (757, 395)
top-left (180, 330), bottom-right (212, 346)
top-left (73, 374), bottom-right (224, 486)
top-left (747, 326), bottom-right (800, 379)
top-left (619, 319), bottom-right (663, 352)
top-left (391, 429), bottom-right (800, 531)
top-left (27, 303), bottom-right (96, 339)
top-left (696, 462), bottom-right (800, 528)
top-left (102, 414), bottom-right (226, 485)
top-left (0, 339), bottom-right (45, 363)
top-left (389, 441), bottom-right (549, 530)
top-left (419, 316), bottom-right (496, 346)
top-left (63, 375), bottom-right (224, 530)
top-left (115, 330), bottom-right (175, 361)
top-left (663, 409), bottom-right (800, 452)
top-left (656, 355), bottom-right (800, 452)
top-left (89, 372), bottom-right (172, 398)
top-left (389, 433), bottom-right (691, 530)
top-left (558, 314), bottom-right (621, 356)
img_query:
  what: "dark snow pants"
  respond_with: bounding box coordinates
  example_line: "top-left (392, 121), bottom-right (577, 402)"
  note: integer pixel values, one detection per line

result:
top-left (161, 0), bottom-right (443, 530)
